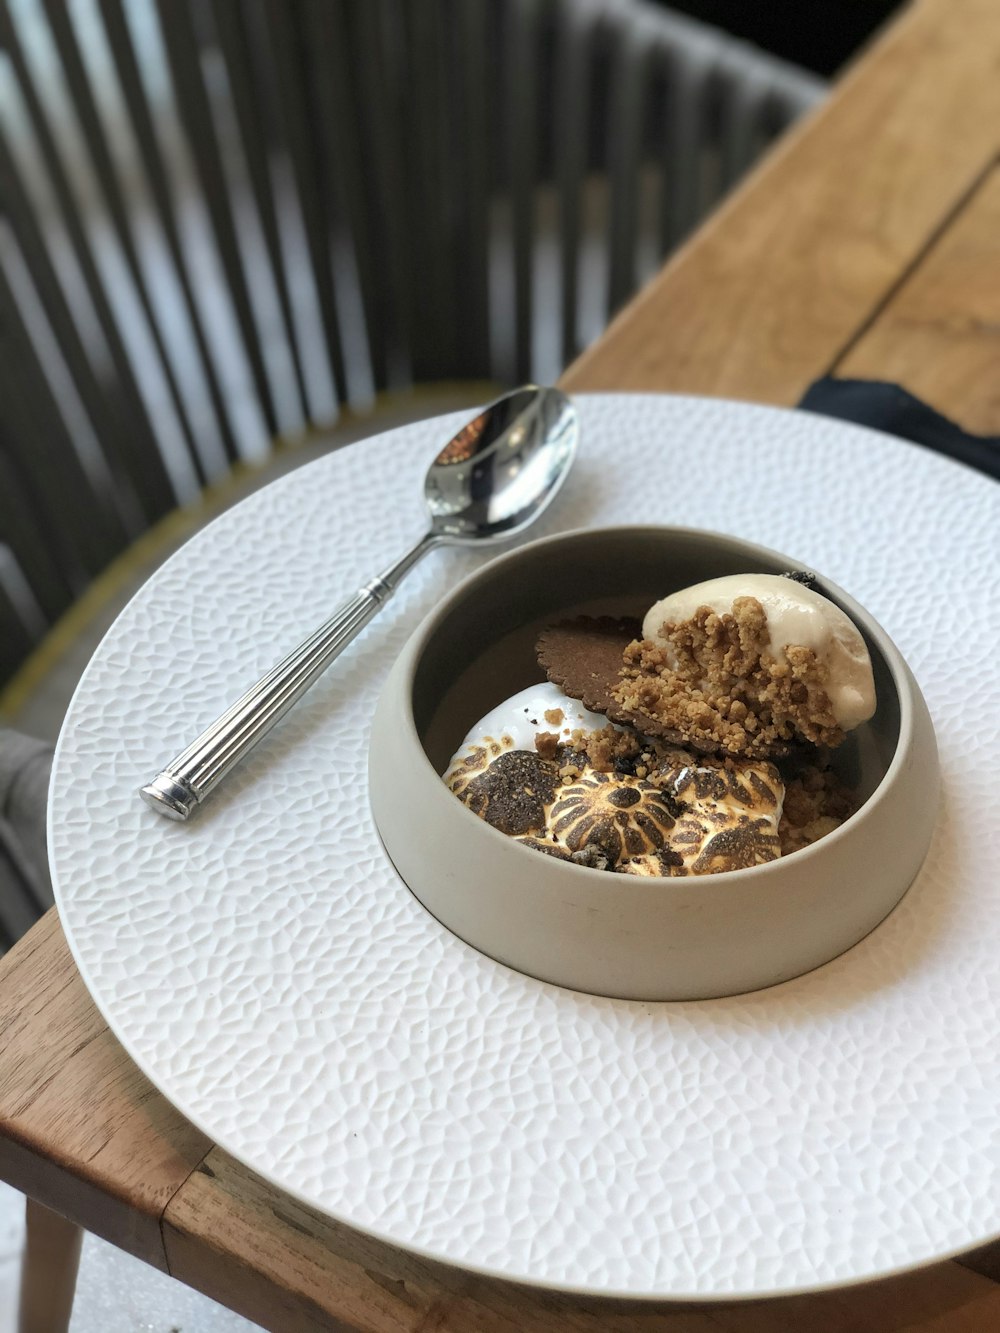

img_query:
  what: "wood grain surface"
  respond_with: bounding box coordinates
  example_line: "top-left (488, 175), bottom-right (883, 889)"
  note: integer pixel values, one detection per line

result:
top-left (18, 1198), bottom-right (83, 1333)
top-left (3, 0), bottom-right (1000, 1327)
top-left (163, 1150), bottom-right (1000, 1333)
top-left (0, 910), bottom-right (211, 1269)
top-left (837, 164), bottom-right (1000, 433)
top-left (561, 0), bottom-right (1000, 409)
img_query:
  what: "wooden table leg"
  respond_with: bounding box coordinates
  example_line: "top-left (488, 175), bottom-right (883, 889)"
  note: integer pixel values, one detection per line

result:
top-left (18, 1197), bottom-right (84, 1333)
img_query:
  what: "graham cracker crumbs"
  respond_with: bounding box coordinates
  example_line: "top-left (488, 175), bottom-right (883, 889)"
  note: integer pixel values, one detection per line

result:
top-left (565, 724), bottom-right (645, 772)
top-left (544, 707), bottom-right (564, 727)
top-left (779, 764), bottom-right (856, 855)
top-left (534, 730), bottom-right (561, 760)
top-left (614, 597), bottom-right (845, 758)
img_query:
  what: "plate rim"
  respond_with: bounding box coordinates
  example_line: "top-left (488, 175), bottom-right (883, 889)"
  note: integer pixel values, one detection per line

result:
top-left (48, 391), bottom-right (1000, 1301)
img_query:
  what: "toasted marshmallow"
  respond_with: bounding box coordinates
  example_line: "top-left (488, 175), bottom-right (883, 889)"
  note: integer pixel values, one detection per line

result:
top-left (445, 682), bottom-right (619, 774)
top-left (657, 754), bottom-right (783, 873)
top-left (642, 574), bottom-right (876, 731)
top-left (446, 686), bottom-right (786, 877)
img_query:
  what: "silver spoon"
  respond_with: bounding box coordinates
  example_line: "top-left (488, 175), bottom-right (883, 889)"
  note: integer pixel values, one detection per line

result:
top-left (140, 385), bottom-right (579, 820)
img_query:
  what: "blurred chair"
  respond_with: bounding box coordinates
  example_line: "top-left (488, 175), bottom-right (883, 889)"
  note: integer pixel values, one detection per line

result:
top-left (0, 0), bottom-right (823, 943)
top-left (0, 0), bottom-right (823, 692)
top-left (0, 730), bottom-right (51, 951)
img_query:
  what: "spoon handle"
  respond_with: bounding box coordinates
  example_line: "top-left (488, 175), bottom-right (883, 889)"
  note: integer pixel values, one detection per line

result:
top-left (139, 533), bottom-right (439, 820)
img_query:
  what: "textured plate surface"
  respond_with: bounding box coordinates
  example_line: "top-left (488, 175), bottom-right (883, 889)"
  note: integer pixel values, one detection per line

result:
top-left (50, 395), bottom-right (1000, 1299)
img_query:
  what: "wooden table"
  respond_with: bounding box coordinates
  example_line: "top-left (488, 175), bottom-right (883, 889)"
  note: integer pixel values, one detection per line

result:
top-left (4, 0), bottom-right (1000, 1328)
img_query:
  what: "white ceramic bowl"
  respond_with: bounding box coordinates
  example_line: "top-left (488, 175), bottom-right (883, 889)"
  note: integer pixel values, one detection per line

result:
top-left (369, 526), bottom-right (939, 1000)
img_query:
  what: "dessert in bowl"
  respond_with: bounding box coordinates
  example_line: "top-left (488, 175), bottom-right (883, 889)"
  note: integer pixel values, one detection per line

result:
top-left (369, 526), bottom-right (939, 1000)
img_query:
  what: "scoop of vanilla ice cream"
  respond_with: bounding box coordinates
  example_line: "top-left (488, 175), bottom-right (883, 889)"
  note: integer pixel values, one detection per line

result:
top-left (642, 573), bottom-right (876, 731)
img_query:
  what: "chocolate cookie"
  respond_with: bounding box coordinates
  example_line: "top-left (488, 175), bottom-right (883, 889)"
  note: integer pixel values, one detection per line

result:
top-left (535, 616), bottom-right (716, 753)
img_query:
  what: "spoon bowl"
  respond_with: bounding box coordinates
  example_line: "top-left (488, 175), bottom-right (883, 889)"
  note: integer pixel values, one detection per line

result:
top-left (426, 386), bottom-right (579, 542)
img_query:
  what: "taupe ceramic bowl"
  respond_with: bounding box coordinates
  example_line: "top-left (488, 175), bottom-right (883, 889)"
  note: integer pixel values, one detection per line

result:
top-left (369, 526), bottom-right (939, 1000)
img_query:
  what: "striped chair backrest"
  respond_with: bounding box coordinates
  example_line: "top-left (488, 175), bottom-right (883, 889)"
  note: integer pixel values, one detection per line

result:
top-left (0, 0), bottom-right (824, 687)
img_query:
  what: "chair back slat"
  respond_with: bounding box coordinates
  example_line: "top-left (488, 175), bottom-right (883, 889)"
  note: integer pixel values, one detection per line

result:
top-left (0, 130), bottom-right (153, 535)
top-left (552, 0), bottom-right (596, 368)
top-left (404, 0), bottom-right (470, 384)
top-left (0, 214), bottom-right (143, 538)
top-left (446, 0), bottom-right (491, 381)
top-left (1, 7), bottom-right (199, 507)
top-left (0, 273), bottom-right (123, 586)
top-left (97, 0), bottom-right (242, 470)
top-left (345, 0), bottom-right (417, 390)
top-left (0, 0), bottom-right (826, 692)
top-left (606, 23), bottom-right (649, 318)
top-left (0, 446), bottom-right (75, 628)
top-left (0, 1), bottom-right (182, 519)
top-left (259, 0), bottom-right (349, 410)
top-left (299, 0), bottom-right (388, 397)
top-left (153, 0), bottom-right (281, 441)
top-left (658, 35), bottom-right (714, 253)
top-left (208, 0), bottom-right (313, 424)
top-left (38, 0), bottom-right (216, 483)
top-left (501, 0), bottom-right (542, 386)
top-left (716, 59), bottom-right (765, 190)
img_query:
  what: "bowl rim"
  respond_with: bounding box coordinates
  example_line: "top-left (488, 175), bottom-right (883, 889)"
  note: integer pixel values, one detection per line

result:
top-left (395, 522), bottom-right (916, 889)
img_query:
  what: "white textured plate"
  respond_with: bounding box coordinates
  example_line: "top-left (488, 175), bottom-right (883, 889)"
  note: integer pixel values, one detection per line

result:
top-left (50, 395), bottom-right (1000, 1300)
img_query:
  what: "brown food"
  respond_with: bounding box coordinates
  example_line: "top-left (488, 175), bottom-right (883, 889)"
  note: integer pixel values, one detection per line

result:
top-left (617, 597), bottom-right (844, 758)
top-left (447, 723), bottom-right (798, 876)
top-left (778, 764), bottom-right (856, 854)
top-left (546, 770), bottom-right (680, 864)
top-left (533, 731), bottom-right (561, 760)
top-left (536, 617), bottom-right (639, 715)
top-left (536, 617), bottom-right (715, 751)
top-left (447, 748), bottom-right (559, 836)
top-left (537, 602), bottom-right (847, 759)
top-left (568, 724), bottom-right (646, 772)
top-left (448, 594), bottom-right (860, 876)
